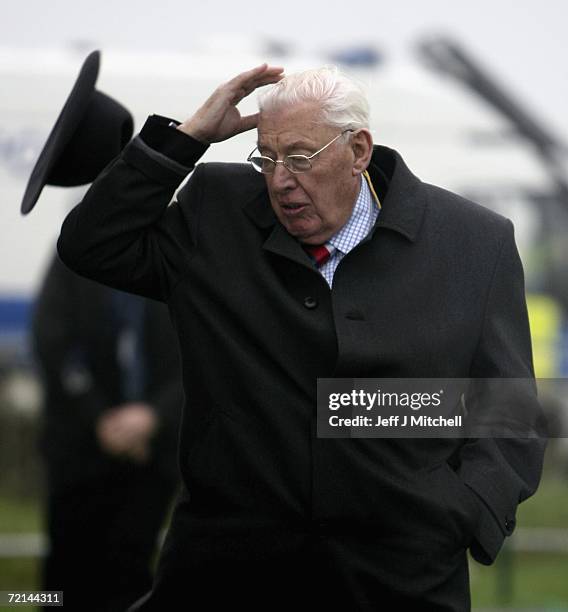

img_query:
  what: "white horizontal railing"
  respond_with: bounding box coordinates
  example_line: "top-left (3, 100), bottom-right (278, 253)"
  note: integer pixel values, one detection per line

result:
top-left (0, 527), bottom-right (566, 558)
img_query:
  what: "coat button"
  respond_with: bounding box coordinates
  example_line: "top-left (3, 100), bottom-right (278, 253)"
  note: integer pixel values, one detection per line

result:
top-left (504, 517), bottom-right (516, 532)
top-left (304, 296), bottom-right (318, 309)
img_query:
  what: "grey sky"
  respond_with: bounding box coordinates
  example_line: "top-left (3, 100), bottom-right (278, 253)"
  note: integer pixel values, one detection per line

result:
top-left (2, 0), bottom-right (567, 134)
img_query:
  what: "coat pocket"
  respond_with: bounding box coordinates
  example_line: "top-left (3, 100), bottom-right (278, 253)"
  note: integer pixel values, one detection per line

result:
top-left (433, 461), bottom-right (482, 548)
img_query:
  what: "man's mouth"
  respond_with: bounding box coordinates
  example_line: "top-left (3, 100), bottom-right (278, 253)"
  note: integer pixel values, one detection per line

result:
top-left (281, 203), bottom-right (308, 216)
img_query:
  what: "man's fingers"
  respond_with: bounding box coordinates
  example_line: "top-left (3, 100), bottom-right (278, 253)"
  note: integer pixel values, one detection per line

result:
top-left (228, 64), bottom-right (284, 101)
top-left (246, 68), bottom-right (284, 91)
top-left (230, 87), bottom-right (248, 106)
top-left (236, 113), bottom-right (260, 135)
top-left (180, 64), bottom-right (284, 143)
top-left (230, 63), bottom-right (282, 86)
top-left (213, 64), bottom-right (284, 109)
top-left (229, 62), bottom-right (268, 83)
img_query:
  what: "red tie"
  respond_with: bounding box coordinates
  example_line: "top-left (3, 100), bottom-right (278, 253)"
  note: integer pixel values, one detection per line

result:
top-left (304, 244), bottom-right (332, 268)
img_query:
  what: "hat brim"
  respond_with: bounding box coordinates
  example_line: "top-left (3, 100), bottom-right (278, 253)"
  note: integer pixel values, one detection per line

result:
top-left (20, 50), bottom-right (100, 215)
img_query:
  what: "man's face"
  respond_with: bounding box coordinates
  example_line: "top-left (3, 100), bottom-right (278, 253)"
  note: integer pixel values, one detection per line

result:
top-left (257, 102), bottom-right (360, 245)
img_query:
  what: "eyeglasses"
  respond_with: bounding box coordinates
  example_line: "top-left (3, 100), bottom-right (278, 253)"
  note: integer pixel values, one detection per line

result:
top-left (247, 129), bottom-right (353, 174)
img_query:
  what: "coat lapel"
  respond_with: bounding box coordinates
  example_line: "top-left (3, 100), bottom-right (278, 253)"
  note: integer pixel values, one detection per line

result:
top-left (368, 146), bottom-right (427, 243)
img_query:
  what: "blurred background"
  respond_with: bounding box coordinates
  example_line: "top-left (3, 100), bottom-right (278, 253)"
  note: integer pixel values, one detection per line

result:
top-left (1, 0), bottom-right (568, 610)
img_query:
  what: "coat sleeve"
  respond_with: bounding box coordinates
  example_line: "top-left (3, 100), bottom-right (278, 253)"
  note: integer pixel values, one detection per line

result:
top-left (458, 219), bottom-right (547, 565)
top-left (57, 115), bottom-right (209, 302)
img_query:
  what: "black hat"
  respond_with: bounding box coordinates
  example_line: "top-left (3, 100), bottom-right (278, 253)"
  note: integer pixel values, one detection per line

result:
top-left (21, 50), bottom-right (134, 215)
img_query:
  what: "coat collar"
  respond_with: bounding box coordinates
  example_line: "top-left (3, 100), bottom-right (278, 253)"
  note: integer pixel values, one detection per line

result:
top-left (367, 145), bottom-right (426, 243)
top-left (242, 144), bottom-right (427, 262)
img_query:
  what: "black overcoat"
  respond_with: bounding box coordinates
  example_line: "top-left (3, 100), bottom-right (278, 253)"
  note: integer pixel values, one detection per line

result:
top-left (57, 116), bottom-right (546, 611)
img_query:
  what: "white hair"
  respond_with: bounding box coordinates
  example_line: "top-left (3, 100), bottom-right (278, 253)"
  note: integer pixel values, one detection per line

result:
top-left (257, 65), bottom-right (370, 131)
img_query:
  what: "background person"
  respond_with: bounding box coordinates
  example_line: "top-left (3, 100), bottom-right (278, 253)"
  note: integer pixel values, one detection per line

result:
top-left (19, 51), bottom-right (184, 612)
top-left (33, 253), bottom-right (182, 612)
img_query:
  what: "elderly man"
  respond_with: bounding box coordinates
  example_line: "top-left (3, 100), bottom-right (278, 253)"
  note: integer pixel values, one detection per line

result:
top-left (57, 64), bottom-right (545, 611)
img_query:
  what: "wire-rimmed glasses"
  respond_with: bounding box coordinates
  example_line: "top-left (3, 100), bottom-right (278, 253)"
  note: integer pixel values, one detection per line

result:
top-left (247, 129), bottom-right (353, 174)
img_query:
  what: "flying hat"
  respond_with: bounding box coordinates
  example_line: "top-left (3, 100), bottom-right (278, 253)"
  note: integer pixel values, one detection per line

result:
top-left (21, 50), bottom-right (134, 215)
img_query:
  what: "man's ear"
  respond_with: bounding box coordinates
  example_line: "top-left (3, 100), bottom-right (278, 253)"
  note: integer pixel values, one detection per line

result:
top-left (351, 129), bottom-right (373, 176)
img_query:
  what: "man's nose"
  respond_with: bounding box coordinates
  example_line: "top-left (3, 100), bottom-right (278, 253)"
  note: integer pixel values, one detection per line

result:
top-left (270, 162), bottom-right (297, 191)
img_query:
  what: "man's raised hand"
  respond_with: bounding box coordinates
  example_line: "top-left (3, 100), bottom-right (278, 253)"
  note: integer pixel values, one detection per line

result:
top-left (177, 63), bottom-right (284, 144)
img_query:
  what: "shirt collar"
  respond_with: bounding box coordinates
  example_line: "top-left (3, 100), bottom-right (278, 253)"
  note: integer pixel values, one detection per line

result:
top-left (328, 175), bottom-right (379, 255)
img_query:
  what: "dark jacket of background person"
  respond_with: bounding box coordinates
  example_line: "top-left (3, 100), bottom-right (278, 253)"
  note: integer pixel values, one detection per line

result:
top-left (32, 252), bottom-right (183, 612)
top-left (56, 117), bottom-right (546, 612)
